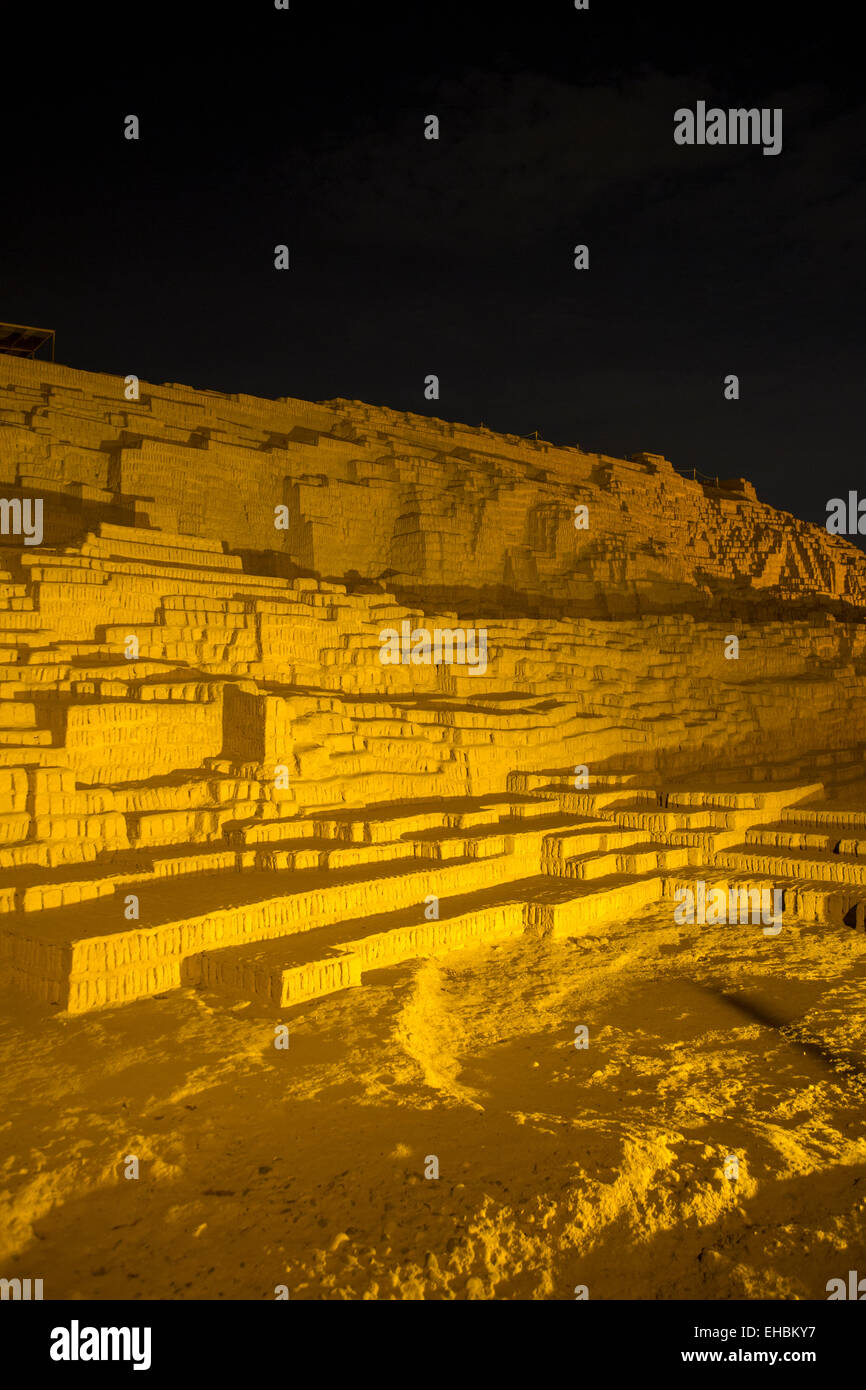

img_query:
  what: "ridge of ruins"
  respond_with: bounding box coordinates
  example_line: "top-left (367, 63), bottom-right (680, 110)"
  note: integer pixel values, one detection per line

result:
top-left (2, 354), bottom-right (866, 1013)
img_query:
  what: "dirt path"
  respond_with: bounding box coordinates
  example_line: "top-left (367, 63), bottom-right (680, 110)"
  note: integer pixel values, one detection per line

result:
top-left (2, 905), bottom-right (865, 1299)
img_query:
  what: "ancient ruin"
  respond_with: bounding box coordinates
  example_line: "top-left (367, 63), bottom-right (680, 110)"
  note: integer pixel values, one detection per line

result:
top-left (2, 353), bottom-right (866, 1018)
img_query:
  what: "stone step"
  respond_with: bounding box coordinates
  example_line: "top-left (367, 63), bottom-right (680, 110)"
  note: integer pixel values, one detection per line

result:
top-left (667, 825), bottom-right (745, 853)
top-left (96, 523), bottom-right (229, 555)
top-left (322, 838), bottom-right (418, 871)
top-left (23, 558), bottom-right (286, 595)
top-left (2, 850), bottom-right (515, 1012)
top-left (510, 769), bottom-right (648, 794)
top-left (148, 846), bottom-right (238, 879)
top-left (0, 844), bottom-right (242, 914)
top-left (0, 702), bottom-right (37, 728)
top-left (541, 823), bottom-right (648, 862)
top-left (523, 871), bottom-right (665, 938)
top-left (406, 810), bottom-right (610, 862)
top-left (528, 782), bottom-right (660, 812)
top-left (451, 801), bottom-right (514, 827)
top-left (746, 820), bottom-right (866, 853)
top-left (0, 811), bottom-right (31, 844)
top-left (0, 747), bottom-right (64, 769)
top-left (247, 838), bottom-right (341, 872)
top-left (714, 844), bottom-right (866, 887)
top-left (600, 801), bottom-right (719, 833)
top-left (312, 806), bottom-right (463, 844)
top-left (664, 868), bottom-right (866, 929)
top-left (80, 535), bottom-right (243, 569)
top-left (198, 884), bottom-right (528, 1007)
top-left (666, 781), bottom-right (824, 812)
top-left (508, 795), bottom-right (568, 819)
top-left (783, 803), bottom-right (866, 831)
top-left (558, 841), bottom-right (691, 880)
top-left (227, 817), bottom-right (324, 846)
top-left (0, 728), bottom-right (52, 746)
top-left (0, 838), bottom-right (90, 870)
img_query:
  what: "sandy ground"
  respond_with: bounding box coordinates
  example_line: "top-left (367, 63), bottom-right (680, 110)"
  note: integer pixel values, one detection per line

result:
top-left (2, 905), bottom-right (865, 1300)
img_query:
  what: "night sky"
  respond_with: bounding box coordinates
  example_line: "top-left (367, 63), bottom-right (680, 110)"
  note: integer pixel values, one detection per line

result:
top-left (4, 1), bottom-right (863, 532)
